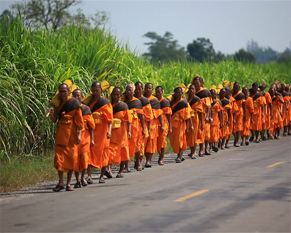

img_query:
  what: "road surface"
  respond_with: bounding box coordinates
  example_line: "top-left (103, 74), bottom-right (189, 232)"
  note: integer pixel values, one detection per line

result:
top-left (0, 137), bottom-right (290, 232)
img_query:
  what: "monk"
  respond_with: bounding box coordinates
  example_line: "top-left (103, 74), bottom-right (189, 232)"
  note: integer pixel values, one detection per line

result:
top-left (249, 83), bottom-right (264, 143)
top-left (219, 88), bottom-right (232, 150)
top-left (232, 82), bottom-right (246, 147)
top-left (72, 89), bottom-right (95, 188)
top-left (155, 86), bottom-right (172, 165)
top-left (186, 84), bottom-right (204, 158)
top-left (192, 77), bottom-right (212, 156)
top-left (280, 84), bottom-right (290, 136)
top-left (209, 89), bottom-right (223, 152)
top-left (169, 87), bottom-right (191, 163)
top-left (87, 82), bottom-right (113, 184)
top-left (269, 87), bottom-right (284, 139)
top-left (109, 87), bottom-right (132, 178)
top-left (143, 83), bottom-right (164, 167)
top-left (124, 84), bottom-right (145, 171)
top-left (225, 86), bottom-right (237, 148)
top-left (49, 83), bottom-right (83, 192)
top-left (260, 84), bottom-right (273, 139)
top-left (241, 87), bottom-right (254, 146)
top-left (134, 82), bottom-right (152, 168)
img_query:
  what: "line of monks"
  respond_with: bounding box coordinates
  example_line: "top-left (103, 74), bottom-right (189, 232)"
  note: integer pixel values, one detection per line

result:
top-left (48, 76), bottom-right (291, 192)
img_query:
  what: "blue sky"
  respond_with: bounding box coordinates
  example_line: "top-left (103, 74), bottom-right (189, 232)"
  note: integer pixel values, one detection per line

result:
top-left (1, 0), bottom-right (290, 55)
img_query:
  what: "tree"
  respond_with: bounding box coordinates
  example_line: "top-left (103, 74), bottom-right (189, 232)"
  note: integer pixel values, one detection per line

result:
top-left (277, 47), bottom-right (291, 63)
top-left (143, 31), bottom-right (186, 63)
top-left (247, 40), bottom-right (279, 63)
top-left (233, 49), bottom-right (256, 63)
top-left (187, 38), bottom-right (216, 62)
top-left (0, 10), bottom-right (16, 33)
top-left (10, 0), bottom-right (109, 30)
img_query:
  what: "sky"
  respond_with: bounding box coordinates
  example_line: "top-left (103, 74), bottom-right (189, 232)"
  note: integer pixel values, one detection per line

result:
top-left (1, 0), bottom-right (291, 55)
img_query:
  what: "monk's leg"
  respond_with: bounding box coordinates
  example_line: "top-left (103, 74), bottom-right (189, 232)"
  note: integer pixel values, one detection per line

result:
top-left (158, 148), bottom-right (165, 165)
top-left (81, 170), bottom-right (87, 186)
top-left (250, 130), bottom-right (254, 141)
top-left (260, 129), bottom-right (266, 141)
top-left (276, 127), bottom-right (281, 139)
top-left (225, 135), bottom-right (230, 148)
top-left (234, 131), bottom-right (240, 147)
top-left (199, 143), bottom-right (204, 156)
top-left (254, 130), bottom-right (260, 142)
top-left (66, 170), bottom-right (74, 191)
top-left (283, 126), bottom-right (288, 136)
top-left (86, 165), bottom-right (93, 184)
top-left (73, 171), bottom-right (81, 188)
top-left (221, 137), bottom-right (226, 149)
top-left (288, 124), bottom-right (291, 135)
top-left (134, 151), bottom-right (142, 171)
top-left (117, 161), bottom-right (125, 177)
top-left (204, 140), bottom-right (211, 155)
top-left (99, 166), bottom-right (107, 183)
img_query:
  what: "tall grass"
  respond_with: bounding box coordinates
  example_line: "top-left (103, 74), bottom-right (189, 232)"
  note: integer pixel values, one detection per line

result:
top-left (1, 19), bottom-right (290, 159)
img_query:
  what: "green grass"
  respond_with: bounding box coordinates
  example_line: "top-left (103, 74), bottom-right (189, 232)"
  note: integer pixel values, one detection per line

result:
top-left (0, 155), bottom-right (58, 193)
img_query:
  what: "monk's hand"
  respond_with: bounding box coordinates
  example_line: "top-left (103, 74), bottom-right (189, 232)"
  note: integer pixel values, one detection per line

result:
top-left (77, 135), bottom-right (81, 145)
top-left (128, 132), bottom-right (132, 140)
top-left (186, 128), bottom-right (189, 135)
top-left (205, 116), bottom-right (209, 123)
top-left (90, 139), bottom-right (94, 147)
top-left (191, 126), bottom-right (194, 132)
top-left (270, 112), bottom-right (273, 118)
top-left (261, 112), bottom-right (264, 118)
top-left (243, 115), bottom-right (246, 122)
top-left (107, 131), bottom-right (111, 139)
top-left (201, 124), bottom-right (204, 131)
top-left (168, 127), bottom-right (172, 135)
top-left (142, 130), bottom-right (146, 138)
top-left (148, 128), bottom-right (151, 136)
top-left (251, 118), bottom-right (253, 123)
top-left (220, 123), bottom-right (223, 129)
top-left (227, 120), bottom-right (230, 126)
top-left (49, 108), bottom-right (54, 115)
top-left (233, 120), bottom-right (236, 125)
top-left (160, 125), bottom-right (164, 133)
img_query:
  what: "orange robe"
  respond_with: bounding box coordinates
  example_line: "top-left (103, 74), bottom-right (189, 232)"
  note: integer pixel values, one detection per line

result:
top-left (250, 93), bottom-right (264, 131)
top-left (109, 101), bottom-right (132, 164)
top-left (89, 97), bottom-right (113, 168)
top-left (241, 97), bottom-right (254, 137)
top-left (74, 105), bottom-right (95, 172)
top-left (127, 97), bottom-right (143, 157)
top-left (157, 97), bottom-right (172, 151)
top-left (209, 100), bottom-right (223, 143)
top-left (264, 92), bottom-right (272, 130)
top-left (269, 96), bottom-right (283, 134)
top-left (228, 96), bottom-right (238, 137)
top-left (138, 96), bottom-right (153, 156)
top-left (261, 95), bottom-right (267, 130)
top-left (195, 88), bottom-right (211, 144)
top-left (54, 97), bottom-right (84, 172)
top-left (187, 96), bottom-right (203, 147)
top-left (145, 95), bottom-right (163, 154)
top-left (220, 98), bottom-right (232, 139)
top-left (282, 92), bottom-right (290, 126)
top-left (289, 94), bottom-right (291, 125)
top-left (169, 99), bottom-right (191, 153)
top-left (232, 92), bottom-right (245, 133)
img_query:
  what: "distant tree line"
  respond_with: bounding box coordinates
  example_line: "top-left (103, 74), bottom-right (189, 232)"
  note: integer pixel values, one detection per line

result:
top-left (142, 31), bottom-right (291, 64)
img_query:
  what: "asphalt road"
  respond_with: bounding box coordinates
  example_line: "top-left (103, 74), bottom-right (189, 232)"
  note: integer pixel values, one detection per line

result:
top-left (0, 137), bottom-right (290, 232)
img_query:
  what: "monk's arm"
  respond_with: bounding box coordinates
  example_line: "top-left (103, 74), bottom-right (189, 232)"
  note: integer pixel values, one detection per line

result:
top-left (166, 114), bottom-right (172, 134)
top-left (269, 103), bottom-right (273, 118)
top-left (77, 129), bottom-right (82, 145)
top-left (233, 110), bottom-right (236, 125)
top-left (88, 126), bottom-right (94, 147)
top-left (243, 102), bottom-right (247, 122)
top-left (107, 122), bottom-right (112, 139)
top-left (251, 112), bottom-right (254, 123)
top-left (219, 111), bottom-right (223, 129)
top-left (227, 109), bottom-right (231, 125)
top-left (185, 119), bottom-right (190, 134)
top-left (127, 122), bottom-right (132, 139)
top-left (261, 105), bottom-right (264, 117)
top-left (49, 107), bottom-right (58, 123)
top-left (158, 114), bottom-right (164, 132)
top-left (147, 120), bottom-right (151, 135)
top-left (138, 114), bottom-right (146, 138)
top-left (189, 117), bottom-right (194, 132)
top-left (198, 112), bottom-right (204, 131)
